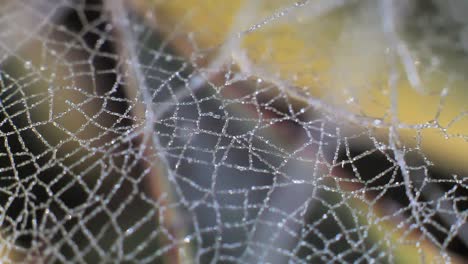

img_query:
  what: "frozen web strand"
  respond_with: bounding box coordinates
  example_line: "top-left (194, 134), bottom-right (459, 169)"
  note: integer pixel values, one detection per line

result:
top-left (379, 0), bottom-right (424, 94)
top-left (106, 0), bottom-right (193, 263)
top-left (0, 0), bottom-right (466, 263)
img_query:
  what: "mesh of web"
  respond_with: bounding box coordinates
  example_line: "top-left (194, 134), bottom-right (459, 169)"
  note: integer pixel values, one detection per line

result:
top-left (0, 0), bottom-right (466, 263)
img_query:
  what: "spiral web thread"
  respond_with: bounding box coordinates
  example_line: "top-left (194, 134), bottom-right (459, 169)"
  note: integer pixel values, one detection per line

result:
top-left (0, 0), bottom-right (467, 263)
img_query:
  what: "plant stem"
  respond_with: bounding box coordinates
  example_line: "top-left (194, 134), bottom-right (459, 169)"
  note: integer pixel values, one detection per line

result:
top-left (106, 1), bottom-right (192, 263)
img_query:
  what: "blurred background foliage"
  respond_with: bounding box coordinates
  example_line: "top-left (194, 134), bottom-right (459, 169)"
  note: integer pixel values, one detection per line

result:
top-left (0, 0), bottom-right (467, 263)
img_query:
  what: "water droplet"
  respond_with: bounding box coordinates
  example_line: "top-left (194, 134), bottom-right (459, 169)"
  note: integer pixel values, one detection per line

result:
top-left (378, 144), bottom-right (386, 152)
top-left (183, 236), bottom-right (191, 243)
top-left (96, 38), bottom-right (105, 46)
top-left (125, 228), bottom-right (134, 235)
top-left (346, 97), bottom-right (355, 104)
top-left (440, 87), bottom-right (449, 97)
top-left (105, 24), bottom-right (113, 31)
top-left (24, 61), bottom-right (32, 69)
top-left (322, 214), bottom-right (328, 220)
top-left (235, 165), bottom-right (246, 171)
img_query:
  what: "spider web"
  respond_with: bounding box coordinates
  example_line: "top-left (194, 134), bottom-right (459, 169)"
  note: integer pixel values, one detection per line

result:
top-left (0, 0), bottom-right (467, 263)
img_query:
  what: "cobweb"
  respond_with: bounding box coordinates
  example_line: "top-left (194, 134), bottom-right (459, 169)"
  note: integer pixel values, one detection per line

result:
top-left (0, 0), bottom-right (467, 263)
